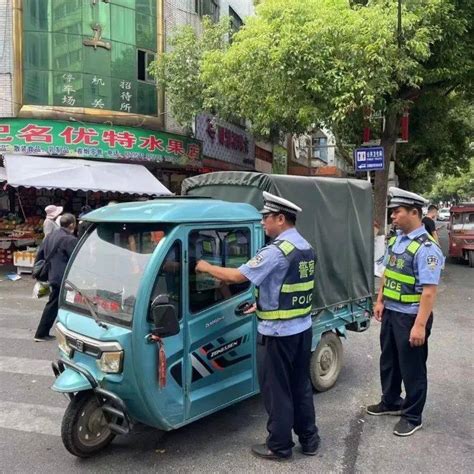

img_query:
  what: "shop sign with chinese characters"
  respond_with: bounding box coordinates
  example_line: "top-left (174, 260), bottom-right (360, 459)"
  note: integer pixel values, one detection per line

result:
top-left (195, 114), bottom-right (255, 169)
top-left (0, 119), bottom-right (202, 167)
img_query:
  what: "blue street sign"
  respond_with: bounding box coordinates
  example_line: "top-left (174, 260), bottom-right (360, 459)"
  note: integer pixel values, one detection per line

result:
top-left (354, 146), bottom-right (385, 171)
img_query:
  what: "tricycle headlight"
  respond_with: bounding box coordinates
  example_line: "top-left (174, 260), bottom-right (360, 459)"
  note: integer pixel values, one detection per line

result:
top-left (97, 351), bottom-right (123, 374)
top-left (55, 325), bottom-right (73, 357)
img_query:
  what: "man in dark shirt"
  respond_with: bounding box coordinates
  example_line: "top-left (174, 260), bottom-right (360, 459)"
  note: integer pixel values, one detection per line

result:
top-left (422, 205), bottom-right (439, 242)
top-left (34, 213), bottom-right (78, 341)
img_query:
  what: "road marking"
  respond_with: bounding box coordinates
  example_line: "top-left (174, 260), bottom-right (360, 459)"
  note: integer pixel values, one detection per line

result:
top-left (0, 400), bottom-right (62, 436)
top-left (0, 327), bottom-right (36, 340)
top-left (0, 356), bottom-right (53, 377)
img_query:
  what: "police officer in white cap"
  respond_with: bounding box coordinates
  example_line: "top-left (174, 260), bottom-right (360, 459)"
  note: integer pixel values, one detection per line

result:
top-left (367, 187), bottom-right (444, 436)
top-left (196, 191), bottom-right (320, 460)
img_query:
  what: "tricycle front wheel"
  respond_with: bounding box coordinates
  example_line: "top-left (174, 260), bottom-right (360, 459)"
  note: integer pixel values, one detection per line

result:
top-left (61, 391), bottom-right (116, 458)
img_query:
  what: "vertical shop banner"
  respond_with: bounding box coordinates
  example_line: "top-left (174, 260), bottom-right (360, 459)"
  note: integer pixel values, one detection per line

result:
top-left (0, 119), bottom-right (202, 167)
top-left (195, 114), bottom-right (255, 169)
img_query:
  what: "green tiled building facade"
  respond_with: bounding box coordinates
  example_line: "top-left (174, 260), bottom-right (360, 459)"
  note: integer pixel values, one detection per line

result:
top-left (23, 0), bottom-right (158, 116)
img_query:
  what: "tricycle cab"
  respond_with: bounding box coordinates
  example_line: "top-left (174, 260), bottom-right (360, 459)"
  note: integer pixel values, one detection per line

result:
top-left (52, 198), bottom-right (263, 455)
top-left (448, 203), bottom-right (474, 266)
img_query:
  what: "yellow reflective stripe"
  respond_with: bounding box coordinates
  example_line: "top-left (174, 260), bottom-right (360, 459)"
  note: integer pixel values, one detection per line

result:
top-left (256, 305), bottom-right (312, 320)
top-left (401, 294), bottom-right (421, 303)
top-left (428, 234), bottom-right (437, 243)
top-left (388, 236), bottom-right (397, 246)
top-left (383, 288), bottom-right (421, 303)
top-left (407, 241), bottom-right (421, 254)
top-left (276, 241), bottom-right (295, 256)
top-left (384, 269), bottom-right (415, 285)
top-left (383, 288), bottom-right (401, 300)
top-left (281, 281), bottom-right (315, 293)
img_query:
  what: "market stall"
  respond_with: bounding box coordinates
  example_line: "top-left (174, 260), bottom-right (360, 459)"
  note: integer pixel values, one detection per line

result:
top-left (0, 155), bottom-right (171, 273)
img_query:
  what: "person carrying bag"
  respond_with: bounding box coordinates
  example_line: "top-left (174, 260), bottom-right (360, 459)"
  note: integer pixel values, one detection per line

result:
top-left (33, 214), bottom-right (78, 342)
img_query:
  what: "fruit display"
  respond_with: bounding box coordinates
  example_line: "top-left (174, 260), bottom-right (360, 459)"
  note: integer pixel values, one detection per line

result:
top-left (0, 214), bottom-right (21, 231)
top-left (0, 215), bottom-right (43, 267)
top-left (0, 215), bottom-right (43, 237)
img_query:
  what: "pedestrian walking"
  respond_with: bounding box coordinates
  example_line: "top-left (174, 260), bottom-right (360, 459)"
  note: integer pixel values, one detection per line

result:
top-left (367, 187), bottom-right (444, 436)
top-left (195, 191), bottom-right (320, 460)
top-left (43, 204), bottom-right (63, 236)
top-left (34, 213), bottom-right (78, 342)
top-left (422, 204), bottom-right (439, 242)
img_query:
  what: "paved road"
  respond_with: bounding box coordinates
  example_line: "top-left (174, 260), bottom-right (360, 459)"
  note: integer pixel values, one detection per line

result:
top-left (0, 229), bottom-right (472, 473)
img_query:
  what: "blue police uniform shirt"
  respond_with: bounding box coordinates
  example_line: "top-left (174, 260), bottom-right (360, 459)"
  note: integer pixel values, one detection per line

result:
top-left (383, 225), bottom-right (444, 314)
top-left (239, 228), bottom-right (313, 336)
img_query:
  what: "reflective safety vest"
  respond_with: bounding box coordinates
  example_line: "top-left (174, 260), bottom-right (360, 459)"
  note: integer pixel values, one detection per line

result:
top-left (256, 239), bottom-right (316, 320)
top-left (383, 232), bottom-right (439, 304)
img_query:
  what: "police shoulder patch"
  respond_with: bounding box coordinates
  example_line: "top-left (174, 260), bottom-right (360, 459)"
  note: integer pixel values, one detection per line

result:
top-left (426, 255), bottom-right (439, 269)
top-left (247, 253), bottom-right (264, 267)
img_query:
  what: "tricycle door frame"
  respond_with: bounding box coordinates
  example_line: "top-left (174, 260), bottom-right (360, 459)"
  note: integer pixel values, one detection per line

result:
top-left (131, 227), bottom-right (187, 430)
top-left (182, 222), bottom-right (260, 422)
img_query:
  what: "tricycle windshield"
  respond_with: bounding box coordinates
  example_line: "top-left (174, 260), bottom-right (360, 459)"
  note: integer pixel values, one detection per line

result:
top-left (452, 212), bottom-right (474, 231)
top-left (62, 222), bottom-right (167, 327)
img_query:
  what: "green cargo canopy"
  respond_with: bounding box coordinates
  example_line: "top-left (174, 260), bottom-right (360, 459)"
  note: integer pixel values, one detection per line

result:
top-left (182, 172), bottom-right (373, 311)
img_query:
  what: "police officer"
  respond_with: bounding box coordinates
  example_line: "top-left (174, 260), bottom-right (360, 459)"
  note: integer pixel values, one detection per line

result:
top-left (195, 191), bottom-right (320, 460)
top-left (367, 187), bottom-right (444, 436)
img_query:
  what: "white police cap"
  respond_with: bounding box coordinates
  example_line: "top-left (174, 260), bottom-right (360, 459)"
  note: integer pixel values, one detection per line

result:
top-left (387, 187), bottom-right (428, 209)
top-left (260, 191), bottom-right (302, 216)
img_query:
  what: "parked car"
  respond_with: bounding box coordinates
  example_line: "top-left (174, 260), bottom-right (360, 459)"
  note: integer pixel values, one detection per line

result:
top-left (438, 208), bottom-right (451, 221)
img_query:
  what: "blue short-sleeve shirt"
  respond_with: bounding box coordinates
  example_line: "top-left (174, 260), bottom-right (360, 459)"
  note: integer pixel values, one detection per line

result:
top-left (239, 228), bottom-right (313, 336)
top-left (383, 225), bottom-right (444, 314)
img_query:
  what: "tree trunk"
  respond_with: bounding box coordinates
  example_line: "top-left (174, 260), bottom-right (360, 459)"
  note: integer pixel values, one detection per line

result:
top-left (374, 108), bottom-right (401, 233)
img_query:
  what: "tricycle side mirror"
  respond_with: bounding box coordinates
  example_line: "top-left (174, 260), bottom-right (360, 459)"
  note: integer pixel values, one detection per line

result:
top-left (151, 294), bottom-right (179, 338)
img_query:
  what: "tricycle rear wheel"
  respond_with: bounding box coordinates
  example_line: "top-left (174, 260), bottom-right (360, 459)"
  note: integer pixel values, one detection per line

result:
top-left (61, 391), bottom-right (116, 458)
top-left (310, 332), bottom-right (343, 392)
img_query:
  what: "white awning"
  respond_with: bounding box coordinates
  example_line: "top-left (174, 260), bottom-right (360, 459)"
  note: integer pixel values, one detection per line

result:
top-left (3, 155), bottom-right (171, 196)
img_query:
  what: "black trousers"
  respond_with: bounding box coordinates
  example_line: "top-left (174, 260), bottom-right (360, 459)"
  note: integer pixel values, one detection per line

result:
top-left (257, 327), bottom-right (320, 457)
top-left (380, 308), bottom-right (433, 425)
top-left (35, 285), bottom-right (60, 338)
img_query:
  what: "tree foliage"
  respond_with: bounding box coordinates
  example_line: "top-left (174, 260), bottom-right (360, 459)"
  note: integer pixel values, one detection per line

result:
top-left (428, 159), bottom-right (474, 203)
top-left (397, 92), bottom-right (473, 192)
top-left (149, 17), bottom-right (231, 127)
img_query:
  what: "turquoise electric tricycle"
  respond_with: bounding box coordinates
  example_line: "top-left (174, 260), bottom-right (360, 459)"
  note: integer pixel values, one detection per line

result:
top-left (52, 173), bottom-right (373, 457)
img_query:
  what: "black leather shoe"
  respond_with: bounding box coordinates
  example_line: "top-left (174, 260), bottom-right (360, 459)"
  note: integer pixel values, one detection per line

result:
top-left (251, 444), bottom-right (292, 461)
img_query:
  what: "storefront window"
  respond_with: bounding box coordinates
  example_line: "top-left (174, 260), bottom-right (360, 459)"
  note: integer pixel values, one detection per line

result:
top-left (23, 0), bottom-right (158, 116)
